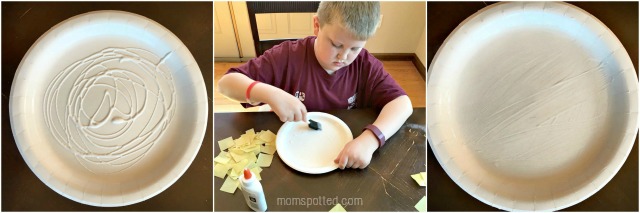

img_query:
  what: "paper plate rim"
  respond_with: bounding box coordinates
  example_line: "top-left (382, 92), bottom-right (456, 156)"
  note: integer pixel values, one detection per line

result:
top-left (427, 2), bottom-right (639, 211)
top-left (8, 10), bottom-right (208, 207)
top-left (275, 112), bottom-right (354, 174)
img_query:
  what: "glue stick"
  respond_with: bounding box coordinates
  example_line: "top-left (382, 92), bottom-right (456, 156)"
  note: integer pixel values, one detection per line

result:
top-left (240, 168), bottom-right (267, 211)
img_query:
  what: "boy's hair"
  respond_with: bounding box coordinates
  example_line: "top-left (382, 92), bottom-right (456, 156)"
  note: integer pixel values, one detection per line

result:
top-left (316, 1), bottom-right (381, 40)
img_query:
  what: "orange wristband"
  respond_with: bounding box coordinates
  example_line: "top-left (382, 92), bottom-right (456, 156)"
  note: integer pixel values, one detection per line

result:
top-left (245, 81), bottom-right (261, 105)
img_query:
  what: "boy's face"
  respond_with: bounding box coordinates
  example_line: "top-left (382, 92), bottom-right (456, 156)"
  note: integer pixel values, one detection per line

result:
top-left (313, 15), bottom-right (367, 73)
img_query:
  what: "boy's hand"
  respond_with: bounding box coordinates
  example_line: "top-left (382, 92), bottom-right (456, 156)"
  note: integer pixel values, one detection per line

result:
top-left (267, 90), bottom-right (307, 122)
top-left (334, 130), bottom-right (379, 169)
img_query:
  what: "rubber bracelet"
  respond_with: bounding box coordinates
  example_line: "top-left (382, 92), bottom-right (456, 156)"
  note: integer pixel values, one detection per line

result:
top-left (363, 124), bottom-right (385, 148)
top-left (245, 81), bottom-right (261, 106)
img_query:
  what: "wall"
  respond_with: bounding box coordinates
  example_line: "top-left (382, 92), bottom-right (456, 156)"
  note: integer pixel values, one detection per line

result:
top-left (366, 1), bottom-right (426, 53)
top-left (214, 1), bottom-right (426, 60)
top-left (415, 27), bottom-right (427, 67)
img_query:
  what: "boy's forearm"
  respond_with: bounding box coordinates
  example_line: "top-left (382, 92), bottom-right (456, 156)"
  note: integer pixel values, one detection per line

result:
top-left (217, 72), bottom-right (285, 105)
top-left (217, 73), bottom-right (254, 102)
top-left (371, 95), bottom-right (413, 145)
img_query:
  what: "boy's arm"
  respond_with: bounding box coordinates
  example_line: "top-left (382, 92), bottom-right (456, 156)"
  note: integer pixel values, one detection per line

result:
top-left (334, 95), bottom-right (413, 169)
top-left (218, 73), bottom-right (308, 122)
top-left (370, 95), bottom-right (413, 143)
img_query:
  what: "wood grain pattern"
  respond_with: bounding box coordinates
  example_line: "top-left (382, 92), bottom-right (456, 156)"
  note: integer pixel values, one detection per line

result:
top-left (213, 108), bottom-right (426, 211)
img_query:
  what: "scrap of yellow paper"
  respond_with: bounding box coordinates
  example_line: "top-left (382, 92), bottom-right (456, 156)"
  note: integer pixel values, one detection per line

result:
top-left (411, 172), bottom-right (426, 187)
top-left (329, 203), bottom-right (347, 212)
top-left (214, 151), bottom-right (231, 164)
top-left (215, 129), bottom-right (278, 193)
top-left (233, 159), bottom-right (250, 173)
top-left (257, 153), bottom-right (273, 167)
top-left (260, 145), bottom-right (276, 155)
top-left (258, 130), bottom-right (276, 144)
top-left (214, 163), bottom-right (231, 179)
top-left (227, 167), bottom-right (241, 180)
top-left (414, 196), bottom-right (426, 212)
top-left (250, 167), bottom-right (262, 181)
top-left (220, 176), bottom-right (240, 194)
top-left (246, 128), bottom-right (256, 137)
top-left (218, 137), bottom-right (234, 151)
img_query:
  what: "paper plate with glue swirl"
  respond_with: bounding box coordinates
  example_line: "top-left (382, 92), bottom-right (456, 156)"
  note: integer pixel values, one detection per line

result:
top-left (427, 2), bottom-right (638, 211)
top-left (276, 112), bottom-right (353, 174)
top-left (9, 11), bottom-right (207, 207)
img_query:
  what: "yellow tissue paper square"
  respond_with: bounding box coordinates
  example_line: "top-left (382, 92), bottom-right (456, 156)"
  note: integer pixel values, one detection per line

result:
top-left (250, 167), bottom-right (262, 181)
top-left (246, 128), bottom-right (256, 139)
top-left (258, 130), bottom-right (276, 143)
top-left (252, 166), bottom-right (263, 173)
top-left (411, 173), bottom-right (426, 187)
top-left (240, 144), bottom-right (260, 155)
top-left (247, 144), bottom-right (262, 156)
top-left (233, 137), bottom-right (244, 148)
top-left (245, 161), bottom-right (258, 170)
top-left (216, 128), bottom-right (277, 193)
top-left (228, 149), bottom-right (248, 162)
top-left (329, 203), bottom-right (347, 212)
top-left (414, 196), bottom-right (426, 212)
top-left (228, 168), bottom-right (242, 180)
top-left (233, 159), bottom-right (250, 174)
top-left (220, 176), bottom-right (240, 194)
top-left (217, 137), bottom-right (234, 151)
top-left (214, 163), bottom-right (231, 179)
top-left (257, 153), bottom-right (273, 167)
top-left (214, 151), bottom-right (231, 164)
top-left (260, 145), bottom-right (277, 155)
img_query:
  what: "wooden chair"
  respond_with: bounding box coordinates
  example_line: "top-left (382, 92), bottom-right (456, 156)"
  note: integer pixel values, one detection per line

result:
top-left (246, 1), bottom-right (320, 57)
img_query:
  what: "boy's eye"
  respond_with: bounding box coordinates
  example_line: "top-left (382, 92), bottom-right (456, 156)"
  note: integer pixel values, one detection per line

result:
top-left (351, 47), bottom-right (360, 51)
top-left (332, 43), bottom-right (341, 48)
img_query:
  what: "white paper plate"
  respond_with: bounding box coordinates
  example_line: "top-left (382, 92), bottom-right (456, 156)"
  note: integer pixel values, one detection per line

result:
top-left (9, 11), bottom-right (208, 207)
top-left (276, 112), bottom-right (353, 174)
top-left (427, 2), bottom-right (638, 211)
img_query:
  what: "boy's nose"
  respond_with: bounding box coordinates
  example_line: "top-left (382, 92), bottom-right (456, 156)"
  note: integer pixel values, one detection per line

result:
top-left (337, 52), bottom-right (348, 60)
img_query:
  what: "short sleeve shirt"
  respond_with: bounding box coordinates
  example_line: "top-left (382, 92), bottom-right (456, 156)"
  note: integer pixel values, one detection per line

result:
top-left (226, 36), bottom-right (407, 112)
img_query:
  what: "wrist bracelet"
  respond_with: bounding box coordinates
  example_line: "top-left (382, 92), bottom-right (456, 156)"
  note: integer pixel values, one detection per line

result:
top-left (363, 124), bottom-right (385, 148)
top-left (245, 81), bottom-right (261, 106)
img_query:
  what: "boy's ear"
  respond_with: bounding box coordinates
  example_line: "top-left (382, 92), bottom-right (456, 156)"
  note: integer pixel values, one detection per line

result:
top-left (377, 14), bottom-right (384, 30)
top-left (313, 15), bottom-right (320, 36)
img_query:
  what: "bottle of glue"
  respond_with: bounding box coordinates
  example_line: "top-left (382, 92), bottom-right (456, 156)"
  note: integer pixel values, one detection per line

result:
top-left (240, 168), bottom-right (267, 212)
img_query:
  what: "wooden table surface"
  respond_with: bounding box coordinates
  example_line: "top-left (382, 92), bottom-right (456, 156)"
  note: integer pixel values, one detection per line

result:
top-left (1, 2), bottom-right (213, 211)
top-left (214, 108), bottom-right (426, 211)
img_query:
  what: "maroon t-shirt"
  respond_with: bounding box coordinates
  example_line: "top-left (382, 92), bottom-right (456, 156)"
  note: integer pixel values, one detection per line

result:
top-left (226, 36), bottom-right (407, 112)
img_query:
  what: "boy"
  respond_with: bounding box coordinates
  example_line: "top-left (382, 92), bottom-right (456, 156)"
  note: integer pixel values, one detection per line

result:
top-left (218, 1), bottom-right (413, 169)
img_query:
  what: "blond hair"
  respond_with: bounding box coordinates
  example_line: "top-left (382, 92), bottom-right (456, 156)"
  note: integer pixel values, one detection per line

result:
top-left (317, 1), bottom-right (381, 40)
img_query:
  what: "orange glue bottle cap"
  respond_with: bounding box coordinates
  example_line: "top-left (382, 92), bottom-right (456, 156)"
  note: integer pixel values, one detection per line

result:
top-left (243, 168), bottom-right (252, 179)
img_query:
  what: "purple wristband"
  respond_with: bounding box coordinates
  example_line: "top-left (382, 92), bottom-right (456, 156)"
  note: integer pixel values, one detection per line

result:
top-left (363, 124), bottom-right (385, 148)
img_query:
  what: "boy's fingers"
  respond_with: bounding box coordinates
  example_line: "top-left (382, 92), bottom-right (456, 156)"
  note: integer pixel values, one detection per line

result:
top-left (336, 154), bottom-right (348, 170)
top-left (358, 160), bottom-right (369, 169)
top-left (352, 163), bottom-right (361, 169)
top-left (301, 108), bottom-right (307, 123)
top-left (334, 148), bottom-right (345, 164)
top-left (276, 112), bottom-right (286, 122)
top-left (340, 157), bottom-right (348, 169)
top-left (346, 160), bottom-right (355, 168)
top-left (293, 111), bottom-right (302, 122)
top-left (281, 114), bottom-right (292, 122)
